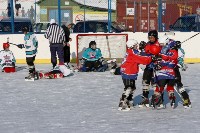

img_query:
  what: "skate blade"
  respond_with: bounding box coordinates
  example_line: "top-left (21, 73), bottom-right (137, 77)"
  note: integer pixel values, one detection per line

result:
top-left (171, 103), bottom-right (176, 109)
top-left (184, 105), bottom-right (192, 109)
top-left (25, 78), bottom-right (35, 81)
top-left (138, 104), bottom-right (150, 108)
top-left (118, 107), bottom-right (131, 111)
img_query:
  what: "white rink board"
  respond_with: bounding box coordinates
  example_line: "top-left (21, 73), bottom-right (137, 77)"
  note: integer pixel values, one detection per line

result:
top-left (0, 32), bottom-right (199, 62)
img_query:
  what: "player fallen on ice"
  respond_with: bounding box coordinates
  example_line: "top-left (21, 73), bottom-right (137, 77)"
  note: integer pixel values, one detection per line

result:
top-left (118, 39), bottom-right (156, 111)
top-left (0, 43), bottom-right (16, 73)
top-left (38, 65), bottom-right (71, 79)
top-left (151, 35), bottom-right (178, 109)
top-left (16, 26), bottom-right (38, 81)
top-left (80, 41), bottom-right (108, 72)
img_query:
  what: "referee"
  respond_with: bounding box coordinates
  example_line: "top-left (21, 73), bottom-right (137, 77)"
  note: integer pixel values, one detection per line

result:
top-left (44, 19), bottom-right (66, 68)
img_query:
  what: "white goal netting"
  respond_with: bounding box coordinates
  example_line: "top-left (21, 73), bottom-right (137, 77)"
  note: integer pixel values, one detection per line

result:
top-left (77, 34), bottom-right (128, 60)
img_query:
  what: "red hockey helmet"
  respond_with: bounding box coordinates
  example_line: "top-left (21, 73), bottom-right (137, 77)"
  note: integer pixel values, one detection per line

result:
top-left (149, 45), bottom-right (161, 55)
top-left (3, 43), bottom-right (10, 49)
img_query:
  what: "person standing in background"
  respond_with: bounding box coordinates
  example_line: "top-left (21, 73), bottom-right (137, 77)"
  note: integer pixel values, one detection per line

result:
top-left (61, 23), bottom-right (73, 67)
top-left (44, 19), bottom-right (66, 69)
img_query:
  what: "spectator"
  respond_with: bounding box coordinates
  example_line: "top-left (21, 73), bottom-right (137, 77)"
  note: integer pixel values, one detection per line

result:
top-left (30, 6), bottom-right (34, 21)
top-left (21, 7), bottom-right (25, 17)
top-left (6, 3), bottom-right (11, 17)
top-left (61, 23), bottom-right (73, 67)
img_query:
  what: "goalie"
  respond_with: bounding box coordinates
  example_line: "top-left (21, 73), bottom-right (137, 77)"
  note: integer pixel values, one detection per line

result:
top-left (0, 43), bottom-right (16, 73)
top-left (80, 41), bottom-right (108, 72)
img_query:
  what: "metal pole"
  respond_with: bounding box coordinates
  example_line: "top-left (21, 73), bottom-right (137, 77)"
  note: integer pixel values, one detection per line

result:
top-left (58, 0), bottom-right (61, 26)
top-left (134, 1), bottom-right (136, 32)
top-left (35, 0), bottom-right (37, 23)
top-left (84, 0), bottom-right (85, 33)
top-left (125, 0), bottom-right (127, 30)
top-left (108, 0), bottom-right (111, 33)
top-left (147, 0), bottom-right (150, 31)
top-left (10, 0), bottom-right (14, 33)
top-left (158, 0), bottom-right (162, 31)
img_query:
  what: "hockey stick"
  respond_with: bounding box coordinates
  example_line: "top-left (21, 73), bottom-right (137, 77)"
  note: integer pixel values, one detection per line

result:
top-left (181, 32), bottom-right (200, 44)
top-left (9, 42), bottom-right (19, 46)
top-left (174, 85), bottom-right (184, 104)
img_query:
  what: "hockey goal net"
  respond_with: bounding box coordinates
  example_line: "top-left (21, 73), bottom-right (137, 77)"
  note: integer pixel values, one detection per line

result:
top-left (76, 33), bottom-right (128, 63)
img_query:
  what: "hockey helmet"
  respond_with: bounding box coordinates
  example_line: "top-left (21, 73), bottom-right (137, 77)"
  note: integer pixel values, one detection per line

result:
top-left (89, 41), bottom-right (96, 48)
top-left (149, 45), bottom-right (161, 55)
top-left (148, 30), bottom-right (158, 39)
top-left (126, 39), bottom-right (138, 48)
top-left (158, 35), bottom-right (170, 46)
top-left (3, 43), bottom-right (10, 49)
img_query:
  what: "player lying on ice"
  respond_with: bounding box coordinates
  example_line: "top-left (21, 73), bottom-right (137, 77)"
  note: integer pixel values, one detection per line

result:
top-left (0, 43), bottom-right (16, 73)
top-left (79, 41), bottom-right (109, 72)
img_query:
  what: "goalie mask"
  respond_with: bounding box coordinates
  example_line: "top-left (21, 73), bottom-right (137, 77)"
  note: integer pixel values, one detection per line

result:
top-left (126, 39), bottom-right (138, 49)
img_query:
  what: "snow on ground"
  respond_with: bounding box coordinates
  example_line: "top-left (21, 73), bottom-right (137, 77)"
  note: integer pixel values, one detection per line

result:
top-left (0, 64), bottom-right (200, 133)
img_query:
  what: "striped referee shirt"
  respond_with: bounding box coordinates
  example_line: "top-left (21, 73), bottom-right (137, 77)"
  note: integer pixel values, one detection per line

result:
top-left (44, 23), bottom-right (66, 44)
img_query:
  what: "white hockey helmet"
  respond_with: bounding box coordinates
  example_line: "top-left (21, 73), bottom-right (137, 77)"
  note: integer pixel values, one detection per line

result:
top-left (158, 35), bottom-right (170, 46)
top-left (126, 39), bottom-right (138, 48)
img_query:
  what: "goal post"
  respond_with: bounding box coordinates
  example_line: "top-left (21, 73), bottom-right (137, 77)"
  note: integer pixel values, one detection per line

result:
top-left (76, 33), bottom-right (128, 64)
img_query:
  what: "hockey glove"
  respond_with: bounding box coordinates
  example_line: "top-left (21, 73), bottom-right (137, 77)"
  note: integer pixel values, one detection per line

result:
top-left (151, 55), bottom-right (162, 62)
top-left (17, 44), bottom-right (25, 49)
top-left (181, 64), bottom-right (188, 71)
top-left (139, 41), bottom-right (146, 51)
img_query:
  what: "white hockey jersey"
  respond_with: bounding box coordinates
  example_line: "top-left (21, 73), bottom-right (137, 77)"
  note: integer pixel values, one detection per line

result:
top-left (0, 50), bottom-right (16, 69)
top-left (24, 32), bottom-right (38, 57)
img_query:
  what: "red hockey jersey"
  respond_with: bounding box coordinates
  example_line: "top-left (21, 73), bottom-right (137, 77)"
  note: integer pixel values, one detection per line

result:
top-left (156, 49), bottom-right (178, 80)
top-left (120, 49), bottom-right (152, 80)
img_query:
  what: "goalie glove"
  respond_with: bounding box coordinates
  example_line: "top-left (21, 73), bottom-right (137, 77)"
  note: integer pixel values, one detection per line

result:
top-left (17, 44), bottom-right (25, 49)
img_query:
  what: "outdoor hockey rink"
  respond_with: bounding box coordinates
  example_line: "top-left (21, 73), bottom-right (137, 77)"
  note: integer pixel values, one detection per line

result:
top-left (0, 64), bottom-right (200, 133)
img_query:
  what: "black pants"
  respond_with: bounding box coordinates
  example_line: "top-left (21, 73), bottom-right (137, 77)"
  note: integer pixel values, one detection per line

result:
top-left (158, 79), bottom-right (175, 88)
top-left (85, 60), bottom-right (101, 71)
top-left (122, 78), bottom-right (136, 90)
top-left (174, 66), bottom-right (183, 88)
top-left (63, 45), bottom-right (70, 63)
top-left (122, 78), bottom-right (136, 101)
top-left (142, 68), bottom-right (154, 84)
top-left (26, 56), bottom-right (36, 73)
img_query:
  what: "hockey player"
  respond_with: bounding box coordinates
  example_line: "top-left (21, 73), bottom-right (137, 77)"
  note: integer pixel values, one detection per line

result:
top-left (17, 26), bottom-right (38, 81)
top-left (118, 39), bottom-right (156, 111)
top-left (174, 41), bottom-right (191, 108)
top-left (158, 36), bottom-right (191, 108)
top-left (39, 65), bottom-right (71, 79)
top-left (152, 35), bottom-right (178, 109)
top-left (81, 41), bottom-right (104, 72)
top-left (138, 30), bottom-right (162, 108)
top-left (0, 43), bottom-right (16, 73)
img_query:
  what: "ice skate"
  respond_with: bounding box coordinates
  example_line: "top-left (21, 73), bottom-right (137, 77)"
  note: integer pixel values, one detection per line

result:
top-left (25, 73), bottom-right (35, 81)
top-left (118, 100), bottom-right (131, 111)
top-left (183, 98), bottom-right (192, 109)
top-left (169, 93), bottom-right (176, 109)
top-left (138, 96), bottom-right (150, 108)
top-left (151, 94), bottom-right (165, 109)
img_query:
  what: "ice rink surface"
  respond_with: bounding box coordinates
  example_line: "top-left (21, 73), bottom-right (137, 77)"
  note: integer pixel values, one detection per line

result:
top-left (0, 64), bottom-right (200, 133)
